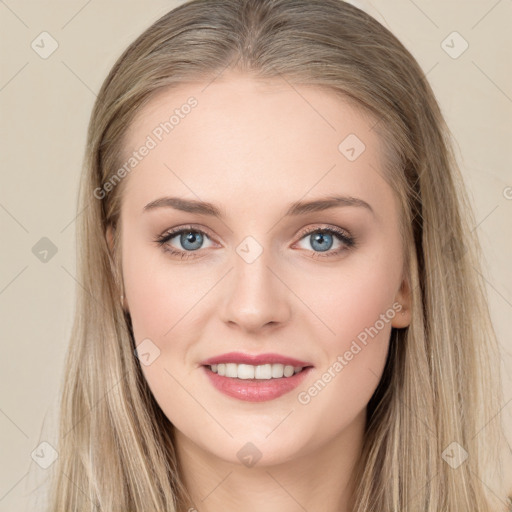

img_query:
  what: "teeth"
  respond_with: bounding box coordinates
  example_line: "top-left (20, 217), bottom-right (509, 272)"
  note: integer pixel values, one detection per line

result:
top-left (225, 363), bottom-right (238, 378)
top-left (255, 364), bottom-right (272, 379)
top-left (209, 363), bottom-right (305, 380)
top-left (271, 363), bottom-right (284, 378)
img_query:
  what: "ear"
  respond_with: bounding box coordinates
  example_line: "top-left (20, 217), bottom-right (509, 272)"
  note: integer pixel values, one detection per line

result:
top-left (391, 276), bottom-right (412, 328)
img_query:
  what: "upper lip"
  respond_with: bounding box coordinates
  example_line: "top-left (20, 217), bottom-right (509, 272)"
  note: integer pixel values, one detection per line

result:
top-left (201, 352), bottom-right (313, 367)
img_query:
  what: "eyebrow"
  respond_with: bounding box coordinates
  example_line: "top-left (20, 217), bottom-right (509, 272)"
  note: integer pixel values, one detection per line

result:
top-left (143, 195), bottom-right (374, 218)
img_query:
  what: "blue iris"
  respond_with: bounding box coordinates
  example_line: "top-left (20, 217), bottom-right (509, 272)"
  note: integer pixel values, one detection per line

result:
top-left (310, 232), bottom-right (333, 252)
top-left (181, 231), bottom-right (204, 251)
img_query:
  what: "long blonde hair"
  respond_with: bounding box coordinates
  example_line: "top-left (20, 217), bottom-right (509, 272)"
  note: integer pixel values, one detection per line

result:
top-left (48, 0), bottom-right (511, 510)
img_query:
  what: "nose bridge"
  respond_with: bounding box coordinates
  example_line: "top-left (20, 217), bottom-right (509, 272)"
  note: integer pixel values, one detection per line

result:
top-left (219, 235), bottom-right (291, 331)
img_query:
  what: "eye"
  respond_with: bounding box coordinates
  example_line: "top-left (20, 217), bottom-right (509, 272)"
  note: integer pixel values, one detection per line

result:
top-left (155, 224), bottom-right (356, 261)
top-left (294, 226), bottom-right (355, 259)
top-left (154, 225), bottom-right (215, 260)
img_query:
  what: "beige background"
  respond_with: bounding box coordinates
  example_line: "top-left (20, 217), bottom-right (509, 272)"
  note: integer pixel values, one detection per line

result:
top-left (0, 1), bottom-right (511, 510)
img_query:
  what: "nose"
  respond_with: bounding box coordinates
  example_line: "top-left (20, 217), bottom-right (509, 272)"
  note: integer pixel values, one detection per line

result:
top-left (219, 246), bottom-right (292, 333)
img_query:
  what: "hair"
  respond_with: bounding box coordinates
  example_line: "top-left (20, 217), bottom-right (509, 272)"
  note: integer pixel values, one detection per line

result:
top-left (47, 0), bottom-right (511, 510)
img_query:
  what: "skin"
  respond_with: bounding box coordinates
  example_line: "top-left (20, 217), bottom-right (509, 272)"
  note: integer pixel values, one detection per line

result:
top-left (107, 71), bottom-right (411, 512)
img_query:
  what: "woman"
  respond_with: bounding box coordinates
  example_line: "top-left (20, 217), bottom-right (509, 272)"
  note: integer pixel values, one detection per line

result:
top-left (47, 0), bottom-right (511, 510)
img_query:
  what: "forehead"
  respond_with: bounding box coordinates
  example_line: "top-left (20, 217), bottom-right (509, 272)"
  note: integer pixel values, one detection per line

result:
top-left (120, 72), bottom-right (393, 217)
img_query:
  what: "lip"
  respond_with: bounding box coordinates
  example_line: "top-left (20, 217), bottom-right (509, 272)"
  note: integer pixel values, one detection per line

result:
top-left (201, 365), bottom-right (314, 402)
top-left (200, 352), bottom-right (313, 367)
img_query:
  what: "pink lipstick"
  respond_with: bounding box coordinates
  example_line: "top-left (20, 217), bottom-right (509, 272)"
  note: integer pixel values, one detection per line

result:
top-left (200, 352), bottom-right (314, 402)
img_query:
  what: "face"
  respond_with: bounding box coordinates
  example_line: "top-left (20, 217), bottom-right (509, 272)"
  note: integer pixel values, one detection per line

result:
top-left (110, 72), bottom-right (411, 467)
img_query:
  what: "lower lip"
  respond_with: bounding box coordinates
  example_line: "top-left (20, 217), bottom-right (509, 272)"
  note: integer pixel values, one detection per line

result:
top-left (202, 365), bottom-right (313, 402)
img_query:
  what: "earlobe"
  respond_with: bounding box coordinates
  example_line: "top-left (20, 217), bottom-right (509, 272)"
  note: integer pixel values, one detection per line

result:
top-left (391, 277), bottom-right (412, 328)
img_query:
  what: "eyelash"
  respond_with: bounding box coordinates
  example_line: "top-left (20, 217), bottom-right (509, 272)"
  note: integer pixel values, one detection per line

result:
top-left (154, 224), bottom-right (356, 261)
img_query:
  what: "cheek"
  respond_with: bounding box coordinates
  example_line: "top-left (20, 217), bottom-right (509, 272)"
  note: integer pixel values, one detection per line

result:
top-left (298, 247), bottom-right (401, 351)
top-left (121, 242), bottom-right (206, 426)
top-left (306, 285), bottom-right (392, 385)
top-left (122, 237), bottom-right (196, 341)
top-left (321, 270), bottom-right (397, 349)
top-left (293, 248), bottom-right (400, 412)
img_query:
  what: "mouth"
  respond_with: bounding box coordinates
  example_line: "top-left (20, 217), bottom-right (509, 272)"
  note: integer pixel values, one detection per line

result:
top-left (204, 362), bottom-right (311, 380)
top-left (201, 361), bottom-right (314, 402)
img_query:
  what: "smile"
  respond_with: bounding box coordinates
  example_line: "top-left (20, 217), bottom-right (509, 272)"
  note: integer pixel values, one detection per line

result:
top-left (202, 364), bottom-right (313, 402)
top-left (208, 363), bottom-right (305, 380)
